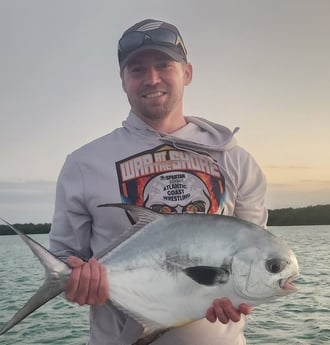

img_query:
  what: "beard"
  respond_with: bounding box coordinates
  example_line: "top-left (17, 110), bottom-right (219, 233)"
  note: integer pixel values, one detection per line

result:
top-left (136, 102), bottom-right (172, 121)
top-left (128, 87), bottom-right (183, 122)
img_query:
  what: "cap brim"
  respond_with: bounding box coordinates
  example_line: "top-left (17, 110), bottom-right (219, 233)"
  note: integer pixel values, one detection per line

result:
top-left (119, 45), bottom-right (185, 70)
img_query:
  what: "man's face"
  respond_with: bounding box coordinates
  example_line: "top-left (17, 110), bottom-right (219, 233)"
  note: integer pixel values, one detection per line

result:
top-left (121, 50), bottom-right (192, 122)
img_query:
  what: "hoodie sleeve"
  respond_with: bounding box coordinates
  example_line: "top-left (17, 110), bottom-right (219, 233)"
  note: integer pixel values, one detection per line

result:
top-left (49, 154), bottom-right (93, 261)
top-left (233, 150), bottom-right (268, 228)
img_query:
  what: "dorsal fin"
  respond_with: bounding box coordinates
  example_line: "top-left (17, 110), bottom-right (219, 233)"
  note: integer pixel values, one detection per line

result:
top-left (95, 204), bottom-right (163, 260)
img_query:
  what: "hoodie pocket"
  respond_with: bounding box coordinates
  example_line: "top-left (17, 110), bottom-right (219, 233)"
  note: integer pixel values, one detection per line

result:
top-left (88, 303), bottom-right (143, 345)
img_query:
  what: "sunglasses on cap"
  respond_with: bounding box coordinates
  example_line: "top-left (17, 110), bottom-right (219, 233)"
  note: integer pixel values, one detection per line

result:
top-left (118, 28), bottom-right (187, 58)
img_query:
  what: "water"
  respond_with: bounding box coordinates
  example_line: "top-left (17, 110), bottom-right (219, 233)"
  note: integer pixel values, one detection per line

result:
top-left (0, 226), bottom-right (329, 345)
top-left (245, 226), bottom-right (330, 345)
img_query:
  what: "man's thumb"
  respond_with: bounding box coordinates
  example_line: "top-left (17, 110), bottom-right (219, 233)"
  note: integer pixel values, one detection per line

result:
top-left (66, 256), bottom-right (85, 268)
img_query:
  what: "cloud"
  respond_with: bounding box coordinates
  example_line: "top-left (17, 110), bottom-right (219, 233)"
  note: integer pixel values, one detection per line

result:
top-left (300, 179), bottom-right (330, 185)
top-left (268, 180), bottom-right (330, 188)
top-left (0, 180), bottom-right (56, 223)
top-left (266, 181), bottom-right (330, 209)
top-left (264, 165), bottom-right (312, 170)
top-left (1, 178), bottom-right (329, 224)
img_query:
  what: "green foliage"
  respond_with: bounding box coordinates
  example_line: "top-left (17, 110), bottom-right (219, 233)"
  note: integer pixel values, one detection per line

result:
top-left (0, 204), bottom-right (329, 234)
top-left (0, 223), bottom-right (51, 236)
top-left (267, 204), bottom-right (330, 226)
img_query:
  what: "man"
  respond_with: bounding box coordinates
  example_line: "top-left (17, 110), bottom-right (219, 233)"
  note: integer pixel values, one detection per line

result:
top-left (49, 19), bottom-right (267, 345)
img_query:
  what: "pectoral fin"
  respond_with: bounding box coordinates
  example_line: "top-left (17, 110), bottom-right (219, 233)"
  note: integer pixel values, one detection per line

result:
top-left (183, 265), bottom-right (230, 286)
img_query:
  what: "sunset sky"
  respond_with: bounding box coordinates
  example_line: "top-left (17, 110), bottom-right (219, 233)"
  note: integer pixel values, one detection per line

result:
top-left (1, 0), bottom-right (329, 223)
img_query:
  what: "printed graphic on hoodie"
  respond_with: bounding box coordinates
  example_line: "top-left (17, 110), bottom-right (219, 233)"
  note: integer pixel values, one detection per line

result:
top-left (116, 145), bottom-right (226, 214)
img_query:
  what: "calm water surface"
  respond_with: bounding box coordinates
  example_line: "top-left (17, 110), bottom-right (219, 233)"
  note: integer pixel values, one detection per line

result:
top-left (0, 226), bottom-right (329, 345)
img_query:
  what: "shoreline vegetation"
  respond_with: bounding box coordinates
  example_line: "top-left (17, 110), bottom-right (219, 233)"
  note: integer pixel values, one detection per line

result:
top-left (0, 204), bottom-right (329, 235)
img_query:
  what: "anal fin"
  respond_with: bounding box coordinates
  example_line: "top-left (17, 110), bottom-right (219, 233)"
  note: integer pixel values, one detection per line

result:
top-left (133, 329), bottom-right (169, 345)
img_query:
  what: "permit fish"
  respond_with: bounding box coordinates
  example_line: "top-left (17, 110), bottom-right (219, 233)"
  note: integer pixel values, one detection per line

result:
top-left (0, 204), bottom-right (299, 344)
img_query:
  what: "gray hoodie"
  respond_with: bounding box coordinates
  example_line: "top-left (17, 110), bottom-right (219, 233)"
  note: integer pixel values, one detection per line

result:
top-left (49, 112), bottom-right (267, 345)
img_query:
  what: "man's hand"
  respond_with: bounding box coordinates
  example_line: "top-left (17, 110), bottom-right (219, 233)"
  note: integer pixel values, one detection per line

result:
top-left (65, 256), bottom-right (109, 306)
top-left (206, 298), bottom-right (252, 324)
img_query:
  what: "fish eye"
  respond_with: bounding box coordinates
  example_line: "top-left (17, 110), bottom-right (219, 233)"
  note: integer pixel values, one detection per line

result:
top-left (266, 258), bottom-right (286, 274)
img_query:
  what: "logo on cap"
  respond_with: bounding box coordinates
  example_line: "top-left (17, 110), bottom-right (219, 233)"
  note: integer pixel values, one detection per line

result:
top-left (136, 21), bottom-right (163, 32)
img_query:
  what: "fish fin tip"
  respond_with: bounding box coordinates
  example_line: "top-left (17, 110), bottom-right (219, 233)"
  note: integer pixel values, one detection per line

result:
top-left (0, 220), bottom-right (70, 334)
top-left (0, 282), bottom-right (63, 335)
top-left (97, 203), bottom-right (162, 223)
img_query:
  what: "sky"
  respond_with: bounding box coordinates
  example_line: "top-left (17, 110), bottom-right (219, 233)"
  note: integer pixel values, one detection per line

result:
top-left (0, 0), bottom-right (329, 223)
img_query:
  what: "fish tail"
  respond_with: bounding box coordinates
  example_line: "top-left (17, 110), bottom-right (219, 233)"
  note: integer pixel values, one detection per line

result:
top-left (0, 218), bottom-right (71, 335)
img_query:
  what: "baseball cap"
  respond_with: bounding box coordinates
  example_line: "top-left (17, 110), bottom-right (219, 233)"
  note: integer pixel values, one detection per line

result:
top-left (118, 19), bottom-right (187, 70)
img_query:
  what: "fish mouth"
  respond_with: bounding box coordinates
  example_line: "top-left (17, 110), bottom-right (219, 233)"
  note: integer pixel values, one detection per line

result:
top-left (279, 274), bottom-right (299, 292)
